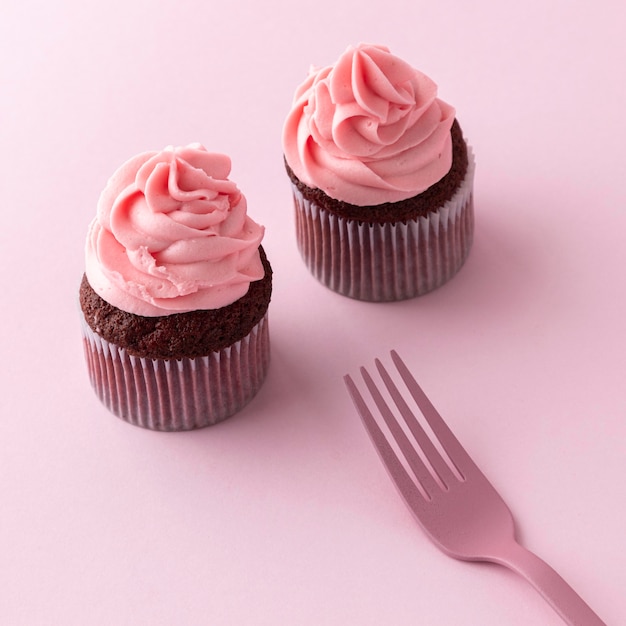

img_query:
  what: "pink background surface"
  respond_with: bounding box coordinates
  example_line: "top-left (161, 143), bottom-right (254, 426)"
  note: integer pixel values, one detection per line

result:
top-left (2, 1), bottom-right (625, 624)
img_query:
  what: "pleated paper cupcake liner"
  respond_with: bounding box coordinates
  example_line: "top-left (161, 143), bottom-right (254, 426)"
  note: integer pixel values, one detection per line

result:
top-left (81, 314), bottom-right (270, 431)
top-left (292, 145), bottom-right (475, 302)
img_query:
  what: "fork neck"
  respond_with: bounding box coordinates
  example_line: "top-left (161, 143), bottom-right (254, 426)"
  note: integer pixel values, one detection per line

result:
top-left (490, 540), bottom-right (605, 626)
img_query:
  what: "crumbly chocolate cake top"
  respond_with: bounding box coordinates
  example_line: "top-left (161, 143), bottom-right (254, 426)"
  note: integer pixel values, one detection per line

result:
top-left (285, 119), bottom-right (468, 225)
top-left (80, 247), bottom-right (272, 360)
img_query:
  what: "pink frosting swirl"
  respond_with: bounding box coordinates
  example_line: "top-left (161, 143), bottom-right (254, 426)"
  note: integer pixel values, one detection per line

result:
top-left (283, 44), bottom-right (456, 206)
top-left (85, 144), bottom-right (265, 316)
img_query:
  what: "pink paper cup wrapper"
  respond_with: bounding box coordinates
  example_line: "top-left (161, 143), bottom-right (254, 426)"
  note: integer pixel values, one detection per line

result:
top-left (292, 145), bottom-right (475, 301)
top-left (81, 313), bottom-right (270, 431)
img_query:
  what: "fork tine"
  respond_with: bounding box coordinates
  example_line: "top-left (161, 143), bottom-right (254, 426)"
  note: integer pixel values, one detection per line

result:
top-left (390, 350), bottom-right (478, 478)
top-left (359, 366), bottom-right (441, 499)
top-left (344, 373), bottom-right (430, 508)
top-left (374, 358), bottom-right (459, 490)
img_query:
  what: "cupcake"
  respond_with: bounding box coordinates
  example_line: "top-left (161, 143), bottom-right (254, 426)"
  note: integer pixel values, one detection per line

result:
top-left (282, 43), bottom-right (475, 301)
top-left (79, 145), bottom-right (272, 431)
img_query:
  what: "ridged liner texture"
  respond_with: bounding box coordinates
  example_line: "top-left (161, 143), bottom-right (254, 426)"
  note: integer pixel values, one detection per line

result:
top-left (292, 145), bottom-right (475, 301)
top-left (81, 313), bottom-right (270, 431)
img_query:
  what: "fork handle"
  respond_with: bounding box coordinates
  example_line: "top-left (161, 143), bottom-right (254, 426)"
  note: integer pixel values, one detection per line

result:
top-left (493, 540), bottom-right (605, 625)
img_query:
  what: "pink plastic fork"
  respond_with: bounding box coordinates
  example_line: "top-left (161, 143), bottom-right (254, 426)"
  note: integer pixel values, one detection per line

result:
top-left (344, 351), bottom-right (605, 626)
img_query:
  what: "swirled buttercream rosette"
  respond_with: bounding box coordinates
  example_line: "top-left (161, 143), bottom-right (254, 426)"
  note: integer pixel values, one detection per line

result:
top-left (80, 145), bottom-right (272, 430)
top-left (86, 144), bottom-right (265, 316)
top-left (283, 44), bottom-right (475, 300)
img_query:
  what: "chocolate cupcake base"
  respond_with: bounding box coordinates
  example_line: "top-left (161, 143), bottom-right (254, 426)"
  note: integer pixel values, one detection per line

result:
top-left (292, 145), bottom-right (475, 301)
top-left (81, 313), bottom-right (270, 431)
